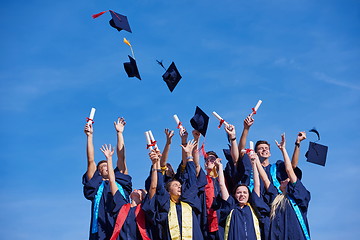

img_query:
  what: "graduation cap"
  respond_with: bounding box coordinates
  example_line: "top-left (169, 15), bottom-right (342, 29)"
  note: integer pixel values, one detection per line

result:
top-left (190, 106), bottom-right (209, 137)
top-left (223, 146), bottom-right (233, 163)
top-left (123, 55), bottom-right (141, 80)
top-left (275, 161), bottom-right (303, 181)
top-left (92, 10), bottom-right (132, 33)
top-left (162, 62), bottom-right (182, 92)
top-left (305, 128), bottom-right (327, 166)
top-left (305, 142), bottom-right (328, 166)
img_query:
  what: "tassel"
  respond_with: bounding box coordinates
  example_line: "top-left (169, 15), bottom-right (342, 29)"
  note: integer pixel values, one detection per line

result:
top-left (123, 38), bottom-right (132, 47)
top-left (92, 11), bottom-right (107, 19)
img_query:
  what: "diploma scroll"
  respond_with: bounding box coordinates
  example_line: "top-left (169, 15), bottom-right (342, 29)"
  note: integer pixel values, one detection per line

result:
top-left (212, 111), bottom-right (229, 128)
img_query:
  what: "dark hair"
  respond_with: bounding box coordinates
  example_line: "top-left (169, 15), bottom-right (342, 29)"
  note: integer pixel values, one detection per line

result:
top-left (255, 140), bottom-right (270, 153)
top-left (165, 179), bottom-right (181, 192)
top-left (97, 160), bottom-right (107, 170)
top-left (233, 184), bottom-right (251, 203)
top-left (205, 151), bottom-right (218, 160)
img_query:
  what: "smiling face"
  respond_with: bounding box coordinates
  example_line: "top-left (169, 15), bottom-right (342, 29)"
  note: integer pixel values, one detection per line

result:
top-left (234, 185), bottom-right (249, 207)
top-left (256, 143), bottom-right (271, 160)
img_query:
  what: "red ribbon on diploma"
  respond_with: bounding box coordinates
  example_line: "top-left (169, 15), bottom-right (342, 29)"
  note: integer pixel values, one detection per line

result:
top-left (86, 117), bottom-right (94, 124)
top-left (177, 122), bottom-right (183, 129)
top-left (218, 119), bottom-right (225, 129)
top-left (251, 108), bottom-right (257, 115)
top-left (146, 140), bottom-right (157, 149)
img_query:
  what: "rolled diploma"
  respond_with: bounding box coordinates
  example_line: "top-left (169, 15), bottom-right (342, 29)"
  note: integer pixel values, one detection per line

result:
top-left (145, 131), bottom-right (153, 150)
top-left (148, 130), bottom-right (158, 149)
top-left (254, 100), bottom-right (262, 112)
top-left (212, 111), bottom-right (229, 127)
top-left (173, 114), bottom-right (184, 131)
top-left (87, 107), bottom-right (96, 125)
top-left (249, 141), bottom-right (255, 154)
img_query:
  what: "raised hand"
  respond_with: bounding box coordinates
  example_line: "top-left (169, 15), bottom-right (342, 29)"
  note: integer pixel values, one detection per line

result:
top-left (100, 144), bottom-right (114, 159)
top-left (275, 133), bottom-right (286, 150)
top-left (181, 139), bottom-right (197, 155)
top-left (192, 130), bottom-right (201, 141)
top-left (84, 123), bottom-right (93, 136)
top-left (114, 117), bottom-right (126, 133)
top-left (296, 131), bottom-right (306, 143)
top-left (225, 124), bottom-right (236, 139)
top-left (149, 149), bottom-right (161, 164)
top-left (165, 128), bottom-right (175, 144)
top-left (244, 116), bottom-right (254, 129)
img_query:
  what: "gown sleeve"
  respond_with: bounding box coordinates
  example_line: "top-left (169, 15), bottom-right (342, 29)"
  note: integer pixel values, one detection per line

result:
top-left (82, 170), bottom-right (103, 200)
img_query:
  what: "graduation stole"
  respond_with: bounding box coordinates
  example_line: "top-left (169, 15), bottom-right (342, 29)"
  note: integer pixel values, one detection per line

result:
top-left (110, 203), bottom-right (150, 240)
top-left (270, 164), bottom-right (311, 240)
top-left (223, 204), bottom-right (261, 240)
top-left (91, 181), bottom-right (127, 234)
top-left (91, 181), bottom-right (105, 233)
top-left (205, 175), bottom-right (219, 232)
top-left (168, 200), bottom-right (193, 240)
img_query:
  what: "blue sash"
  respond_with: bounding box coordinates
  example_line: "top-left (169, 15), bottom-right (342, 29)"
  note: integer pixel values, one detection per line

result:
top-left (248, 169), bottom-right (254, 192)
top-left (91, 181), bottom-right (105, 233)
top-left (91, 180), bottom-right (127, 234)
top-left (270, 164), bottom-right (311, 240)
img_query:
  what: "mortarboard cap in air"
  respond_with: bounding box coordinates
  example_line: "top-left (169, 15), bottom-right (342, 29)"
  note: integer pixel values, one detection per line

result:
top-left (190, 106), bottom-right (209, 137)
top-left (305, 142), bottom-right (328, 166)
top-left (123, 55), bottom-right (141, 80)
top-left (162, 62), bottom-right (182, 92)
top-left (109, 10), bottom-right (132, 33)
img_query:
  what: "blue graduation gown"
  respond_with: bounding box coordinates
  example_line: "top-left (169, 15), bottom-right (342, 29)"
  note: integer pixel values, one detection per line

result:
top-left (266, 180), bottom-right (311, 240)
top-left (197, 168), bottom-right (224, 240)
top-left (155, 161), bottom-right (204, 240)
top-left (219, 190), bottom-right (270, 240)
top-left (82, 168), bottom-right (132, 240)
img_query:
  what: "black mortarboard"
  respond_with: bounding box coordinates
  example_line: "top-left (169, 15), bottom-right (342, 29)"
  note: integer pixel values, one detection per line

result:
top-left (162, 62), bottom-right (182, 92)
top-left (109, 10), bottom-right (132, 33)
top-left (275, 160), bottom-right (303, 181)
top-left (305, 142), bottom-right (328, 166)
top-left (190, 106), bottom-right (209, 137)
top-left (123, 55), bottom-right (141, 80)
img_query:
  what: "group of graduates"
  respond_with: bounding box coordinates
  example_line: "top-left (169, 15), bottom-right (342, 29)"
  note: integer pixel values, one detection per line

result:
top-left (82, 114), bottom-right (311, 240)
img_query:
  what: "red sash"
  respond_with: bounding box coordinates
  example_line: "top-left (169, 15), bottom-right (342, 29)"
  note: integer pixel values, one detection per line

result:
top-left (110, 203), bottom-right (151, 240)
top-left (205, 175), bottom-right (219, 232)
top-left (135, 204), bottom-right (151, 240)
top-left (110, 203), bottom-right (131, 240)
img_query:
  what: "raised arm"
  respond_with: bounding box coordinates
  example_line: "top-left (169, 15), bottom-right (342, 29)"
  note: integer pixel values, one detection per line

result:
top-left (225, 124), bottom-right (239, 165)
top-left (114, 117), bottom-right (127, 174)
top-left (85, 124), bottom-right (96, 180)
top-left (238, 116), bottom-right (254, 158)
top-left (100, 144), bottom-right (117, 196)
top-left (291, 131), bottom-right (306, 169)
top-left (149, 149), bottom-right (161, 199)
top-left (276, 133), bottom-right (297, 183)
top-left (180, 139), bottom-right (197, 164)
top-left (160, 128), bottom-right (174, 168)
top-left (179, 127), bottom-right (189, 166)
top-left (192, 130), bottom-right (201, 176)
top-left (215, 159), bottom-right (229, 201)
top-left (251, 154), bottom-right (260, 197)
top-left (251, 152), bottom-right (271, 190)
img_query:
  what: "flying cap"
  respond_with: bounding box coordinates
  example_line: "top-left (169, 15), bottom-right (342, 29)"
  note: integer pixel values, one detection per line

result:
top-left (123, 55), bottom-right (141, 80)
top-left (92, 10), bottom-right (132, 33)
top-left (162, 62), bottom-right (182, 92)
top-left (190, 106), bottom-right (209, 137)
top-left (305, 142), bottom-right (328, 166)
top-left (109, 10), bottom-right (132, 33)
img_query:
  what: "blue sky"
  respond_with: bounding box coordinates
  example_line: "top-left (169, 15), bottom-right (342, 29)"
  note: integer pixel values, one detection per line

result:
top-left (1, 0), bottom-right (359, 239)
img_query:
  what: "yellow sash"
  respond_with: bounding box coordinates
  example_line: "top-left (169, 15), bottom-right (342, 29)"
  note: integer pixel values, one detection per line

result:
top-left (224, 204), bottom-right (261, 240)
top-left (168, 200), bottom-right (193, 240)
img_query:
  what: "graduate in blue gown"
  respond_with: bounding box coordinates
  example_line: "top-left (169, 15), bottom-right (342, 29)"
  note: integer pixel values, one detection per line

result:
top-left (82, 118), bottom-right (132, 240)
top-left (153, 139), bottom-right (204, 240)
top-left (100, 144), bottom-right (155, 240)
top-left (217, 150), bottom-right (270, 240)
top-left (257, 133), bottom-right (311, 240)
